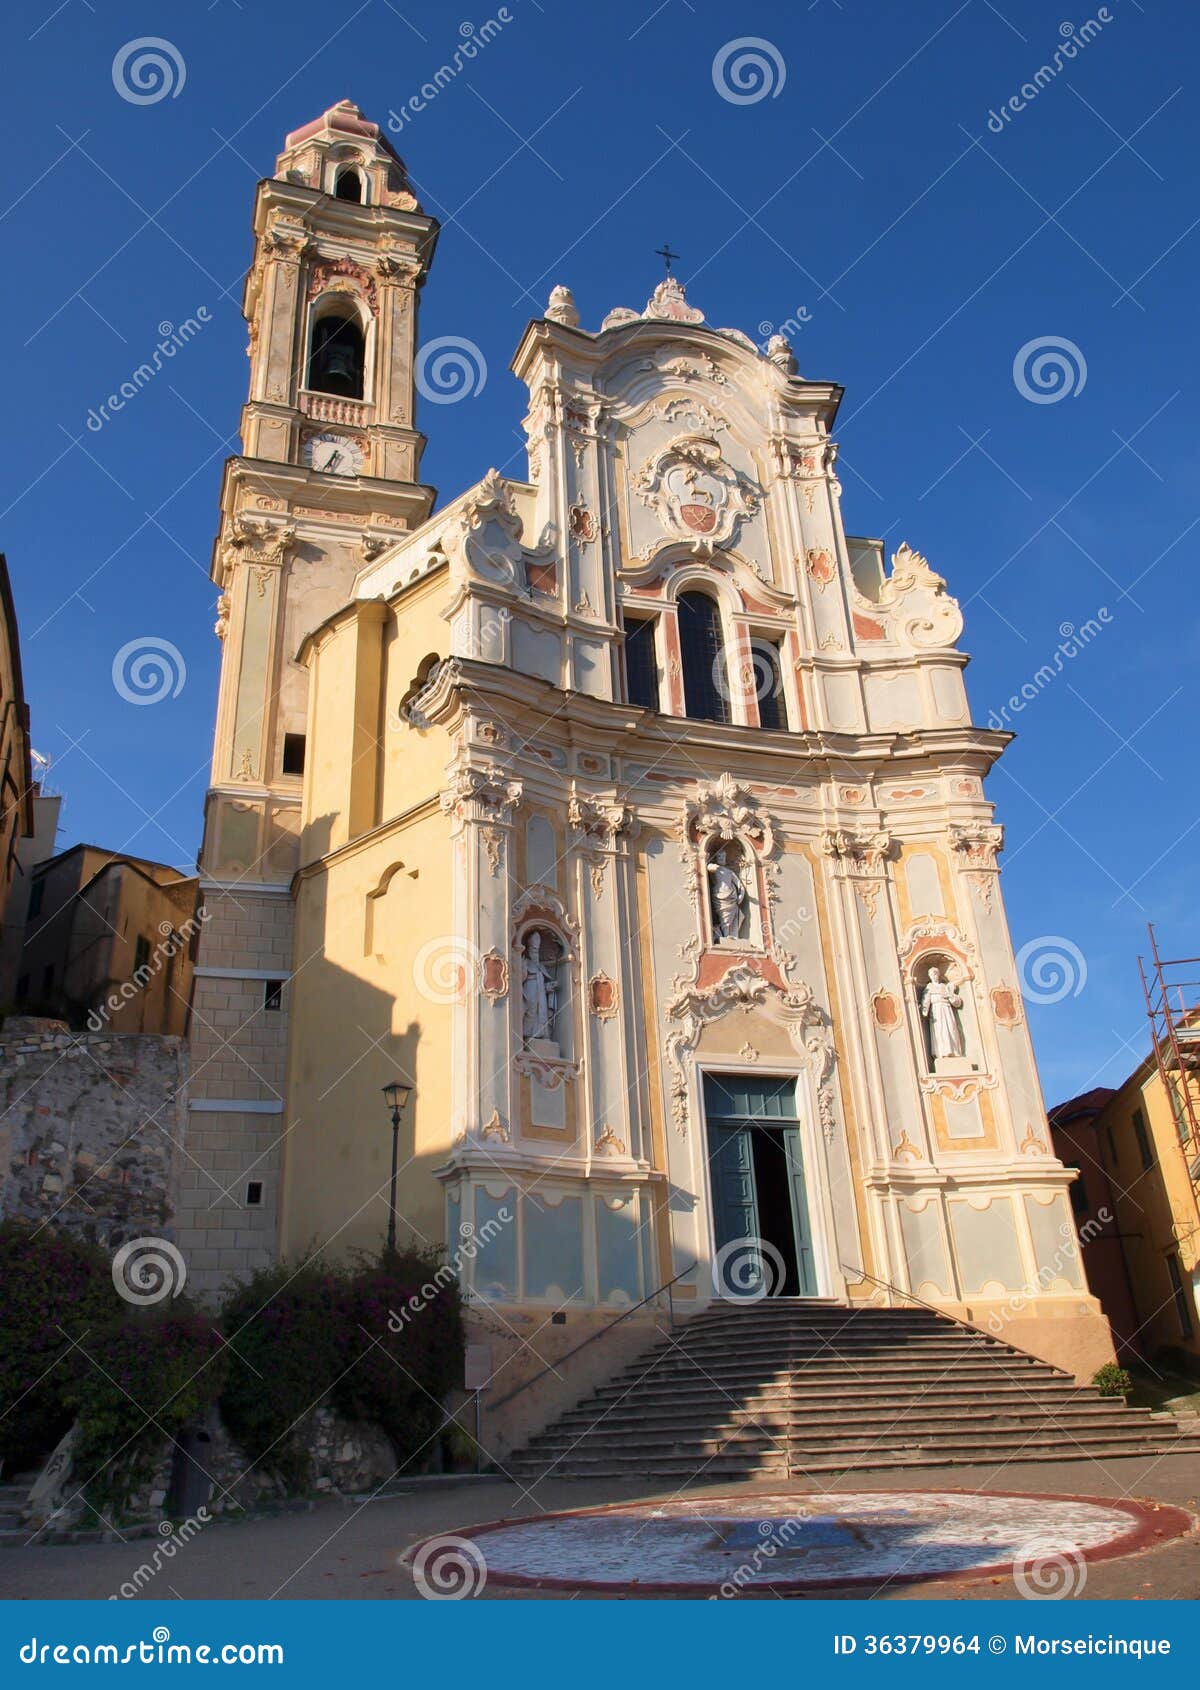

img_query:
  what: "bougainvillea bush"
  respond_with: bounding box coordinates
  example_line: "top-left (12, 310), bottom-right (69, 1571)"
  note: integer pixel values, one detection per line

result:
top-left (333, 1250), bottom-right (464, 1465)
top-left (65, 1307), bottom-right (226, 1521)
top-left (0, 1222), bottom-right (115, 1472)
top-left (219, 1247), bottom-right (464, 1491)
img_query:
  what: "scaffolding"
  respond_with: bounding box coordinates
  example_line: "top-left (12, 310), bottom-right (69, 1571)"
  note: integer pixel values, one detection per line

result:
top-left (1138, 924), bottom-right (1200, 1201)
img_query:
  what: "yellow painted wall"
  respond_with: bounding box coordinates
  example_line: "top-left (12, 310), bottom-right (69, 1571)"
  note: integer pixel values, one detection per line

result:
top-left (282, 572), bottom-right (457, 1264)
top-left (1093, 1066), bottom-right (1200, 1359)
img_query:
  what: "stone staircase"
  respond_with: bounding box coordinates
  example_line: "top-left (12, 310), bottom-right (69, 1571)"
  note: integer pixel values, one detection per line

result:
top-left (506, 1301), bottom-right (1200, 1481)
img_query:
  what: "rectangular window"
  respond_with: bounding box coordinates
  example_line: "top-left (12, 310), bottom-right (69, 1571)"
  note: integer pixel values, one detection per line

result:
top-left (1132, 1107), bottom-right (1154, 1171)
top-left (623, 617), bottom-right (660, 711)
top-left (282, 733), bottom-right (306, 776)
top-left (28, 879), bottom-right (44, 918)
top-left (1167, 1254), bottom-right (1194, 1338)
top-left (1104, 1123), bottom-right (1117, 1165)
top-left (245, 1181), bottom-right (263, 1207)
top-left (753, 638), bottom-right (787, 731)
top-left (264, 979), bottom-right (284, 1012)
top-left (1069, 1172), bottom-right (1088, 1219)
top-left (41, 965), bottom-right (54, 997)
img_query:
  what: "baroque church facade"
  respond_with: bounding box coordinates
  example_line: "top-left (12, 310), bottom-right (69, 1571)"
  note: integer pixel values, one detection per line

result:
top-left (178, 101), bottom-right (1115, 1397)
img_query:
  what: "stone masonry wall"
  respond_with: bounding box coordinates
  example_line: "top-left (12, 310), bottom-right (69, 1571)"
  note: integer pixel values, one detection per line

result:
top-left (0, 1018), bottom-right (187, 1249)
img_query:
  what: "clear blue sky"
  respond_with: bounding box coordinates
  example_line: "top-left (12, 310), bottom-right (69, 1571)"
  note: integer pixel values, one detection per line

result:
top-left (4, 0), bottom-right (1198, 1105)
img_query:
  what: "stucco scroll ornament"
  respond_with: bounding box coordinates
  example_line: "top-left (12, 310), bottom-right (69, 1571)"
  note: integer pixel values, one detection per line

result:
top-left (631, 433), bottom-right (760, 554)
top-left (819, 828), bottom-right (893, 922)
top-left (261, 222), bottom-right (310, 262)
top-left (949, 823), bottom-right (1004, 910)
top-left (438, 765), bottom-right (523, 825)
top-left (682, 771), bottom-right (775, 857)
top-left (450, 468), bottom-right (555, 595)
top-left (664, 963), bottom-right (836, 1140)
top-left (876, 542), bottom-right (963, 650)
top-left (221, 515), bottom-right (296, 579)
top-left (569, 795), bottom-right (629, 898)
top-left (948, 823), bottom-right (1005, 867)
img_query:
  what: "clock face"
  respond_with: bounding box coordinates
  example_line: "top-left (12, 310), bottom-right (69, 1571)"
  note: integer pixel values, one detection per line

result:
top-left (304, 432), bottom-right (363, 476)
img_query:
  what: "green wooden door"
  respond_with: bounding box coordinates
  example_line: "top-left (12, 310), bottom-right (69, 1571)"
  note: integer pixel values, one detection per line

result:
top-left (781, 1125), bottom-right (818, 1296)
top-left (708, 1123), bottom-right (765, 1296)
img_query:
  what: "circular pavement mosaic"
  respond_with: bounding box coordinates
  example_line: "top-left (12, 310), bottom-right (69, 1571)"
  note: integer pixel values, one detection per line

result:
top-left (407, 1490), bottom-right (1194, 1595)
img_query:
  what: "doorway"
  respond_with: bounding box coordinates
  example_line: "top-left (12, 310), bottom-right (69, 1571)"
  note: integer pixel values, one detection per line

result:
top-left (704, 1072), bottom-right (818, 1298)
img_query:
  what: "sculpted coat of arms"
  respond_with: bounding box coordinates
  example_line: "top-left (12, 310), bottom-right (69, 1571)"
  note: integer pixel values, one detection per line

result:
top-left (631, 432), bottom-right (759, 550)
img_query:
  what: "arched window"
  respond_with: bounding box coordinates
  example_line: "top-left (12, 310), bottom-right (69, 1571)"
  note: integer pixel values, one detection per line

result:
top-left (307, 309), bottom-right (364, 398)
top-left (334, 167), bottom-right (364, 203)
top-left (678, 592), bottom-right (731, 724)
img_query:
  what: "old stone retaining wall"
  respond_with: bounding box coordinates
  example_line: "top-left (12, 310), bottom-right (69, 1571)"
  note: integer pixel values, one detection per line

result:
top-left (0, 1018), bottom-right (187, 1249)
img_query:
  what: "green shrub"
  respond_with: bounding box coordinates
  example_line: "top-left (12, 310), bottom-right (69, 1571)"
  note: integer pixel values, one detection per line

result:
top-left (0, 1222), bottom-right (116, 1472)
top-left (218, 1247), bottom-right (465, 1491)
top-left (218, 1259), bottom-right (349, 1492)
top-left (66, 1307), bottom-right (226, 1523)
top-left (1093, 1361), bottom-right (1133, 1398)
top-left (333, 1249), bottom-right (464, 1469)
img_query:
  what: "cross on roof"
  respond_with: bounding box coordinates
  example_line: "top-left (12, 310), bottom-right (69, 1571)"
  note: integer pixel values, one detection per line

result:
top-left (655, 242), bottom-right (681, 276)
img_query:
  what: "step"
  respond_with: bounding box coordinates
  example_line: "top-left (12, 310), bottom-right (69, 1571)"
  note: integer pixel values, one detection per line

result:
top-left (525, 1409), bottom-right (1176, 1455)
top-left (556, 1380), bottom-right (1101, 1417)
top-left (532, 1403), bottom-right (1143, 1444)
top-left (587, 1364), bottom-right (1067, 1399)
top-left (507, 1440), bottom-right (1200, 1480)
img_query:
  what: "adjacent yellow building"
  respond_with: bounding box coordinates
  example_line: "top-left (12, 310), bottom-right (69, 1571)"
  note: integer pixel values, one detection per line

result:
top-left (1052, 1058), bottom-right (1200, 1367)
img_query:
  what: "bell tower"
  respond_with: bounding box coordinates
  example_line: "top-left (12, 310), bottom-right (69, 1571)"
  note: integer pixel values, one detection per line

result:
top-left (180, 102), bottom-right (438, 1290)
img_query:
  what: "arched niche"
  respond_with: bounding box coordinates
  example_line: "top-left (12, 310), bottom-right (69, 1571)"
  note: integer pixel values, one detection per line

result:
top-left (363, 860), bottom-right (415, 956)
top-left (703, 836), bottom-right (763, 949)
top-left (512, 891), bottom-right (579, 1062)
top-left (306, 294), bottom-right (368, 399)
top-left (334, 165), bottom-right (365, 203)
top-left (909, 946), bottom-right (981, 1077)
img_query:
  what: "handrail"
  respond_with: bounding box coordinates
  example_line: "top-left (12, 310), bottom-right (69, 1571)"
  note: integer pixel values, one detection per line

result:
top-left (487, 1268), bottom-right (692, 1413)
top-left (840, 1262), bottom-right (1015, 1350)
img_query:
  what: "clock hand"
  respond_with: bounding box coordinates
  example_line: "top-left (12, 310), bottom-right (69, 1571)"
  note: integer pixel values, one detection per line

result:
top-left (327, 449), bottom-right (342, 471)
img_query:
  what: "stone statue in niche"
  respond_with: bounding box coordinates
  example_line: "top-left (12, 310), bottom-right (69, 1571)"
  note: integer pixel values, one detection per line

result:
top-left (707, 847), bottom-right (747, 942)
top-left (521, 931), bottom-right (560, 1052)
top-left (921, 966), bottom-right (965, 1066)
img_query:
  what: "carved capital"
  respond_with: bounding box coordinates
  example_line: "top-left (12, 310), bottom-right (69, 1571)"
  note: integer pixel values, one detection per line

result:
top-left (439, 765), bottom-right (523, 825)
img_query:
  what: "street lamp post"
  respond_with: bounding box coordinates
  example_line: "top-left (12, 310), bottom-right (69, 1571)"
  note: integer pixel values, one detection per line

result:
top-left (380, 1081), bottom-right (412, 1256)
